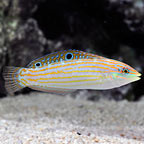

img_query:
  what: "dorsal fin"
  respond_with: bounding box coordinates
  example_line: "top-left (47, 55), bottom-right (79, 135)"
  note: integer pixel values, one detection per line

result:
top-left (27, 50), bottom-right (105, 69)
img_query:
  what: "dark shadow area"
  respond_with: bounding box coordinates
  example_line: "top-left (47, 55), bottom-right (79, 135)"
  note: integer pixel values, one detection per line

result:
top-left (33, 0), bottom-right (106, 39)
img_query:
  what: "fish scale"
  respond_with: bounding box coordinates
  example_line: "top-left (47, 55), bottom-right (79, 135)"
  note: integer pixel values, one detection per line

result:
top-left (2, 50), bottom-right (141, 95)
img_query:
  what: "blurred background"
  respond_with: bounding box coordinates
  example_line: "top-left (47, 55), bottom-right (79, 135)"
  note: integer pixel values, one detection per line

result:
top-left (0, 0), bottom-right (144, 101)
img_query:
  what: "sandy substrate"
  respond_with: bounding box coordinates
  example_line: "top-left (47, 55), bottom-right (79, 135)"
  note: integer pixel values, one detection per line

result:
top-left (0, 92), bottom-right (144, 144)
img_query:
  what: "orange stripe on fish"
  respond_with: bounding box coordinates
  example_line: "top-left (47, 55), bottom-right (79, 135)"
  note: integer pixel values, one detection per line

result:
top-left (28, 61), bottom-right (117, 73)
top-left (27, 75), bottom-right (104, 82)
top-left (22, 70), bottom-right (120, 77)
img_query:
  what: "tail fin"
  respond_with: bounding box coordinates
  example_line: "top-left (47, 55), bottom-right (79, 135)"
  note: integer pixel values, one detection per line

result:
top-left (2, 66), bottom-right (24, 95)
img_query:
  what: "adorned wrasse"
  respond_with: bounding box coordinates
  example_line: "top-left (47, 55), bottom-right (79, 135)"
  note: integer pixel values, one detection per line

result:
top-left (3, 50), bottom-right (141, 95)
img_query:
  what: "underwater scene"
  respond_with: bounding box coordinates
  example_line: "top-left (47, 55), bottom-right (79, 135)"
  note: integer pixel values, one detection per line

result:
top-left (0, 0), bottom-right (144, 143)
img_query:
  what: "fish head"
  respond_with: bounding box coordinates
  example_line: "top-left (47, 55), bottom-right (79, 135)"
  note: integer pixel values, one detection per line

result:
top-left (108, 59), bottom-right (141, 87)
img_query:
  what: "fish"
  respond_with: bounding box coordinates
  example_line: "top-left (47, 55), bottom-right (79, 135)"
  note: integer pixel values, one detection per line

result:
top-left (2, 49), bottom-right (141, 95)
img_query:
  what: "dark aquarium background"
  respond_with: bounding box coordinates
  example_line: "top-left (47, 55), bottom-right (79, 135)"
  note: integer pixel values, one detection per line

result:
top-left (0, 0), bottom-right (144, 101)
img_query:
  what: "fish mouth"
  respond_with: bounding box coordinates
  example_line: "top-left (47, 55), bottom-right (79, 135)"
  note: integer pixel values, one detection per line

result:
top-left (135, 72), bottom-right (142, 80)
top-left (126, 72), bottom-right (141, 82)
top-left (136, 72), bottom-right (141, 77)
top-left (131, 72), bottom-right (141, 81)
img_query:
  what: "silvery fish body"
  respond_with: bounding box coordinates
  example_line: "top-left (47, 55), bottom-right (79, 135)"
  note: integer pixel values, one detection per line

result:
top-left (3, 50), bottom-right (141, 95)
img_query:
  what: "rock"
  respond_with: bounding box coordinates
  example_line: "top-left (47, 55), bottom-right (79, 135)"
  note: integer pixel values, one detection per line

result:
top-left (108, 0), bottom-right (144, 32)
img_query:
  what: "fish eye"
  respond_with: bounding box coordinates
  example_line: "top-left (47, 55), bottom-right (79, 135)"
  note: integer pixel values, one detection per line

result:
top-left (35, 62), bottom-right (41, 67)
top-left (65, 53), bottom-right (74, 60)
top-left (122, 68), bottom-right (129, 74)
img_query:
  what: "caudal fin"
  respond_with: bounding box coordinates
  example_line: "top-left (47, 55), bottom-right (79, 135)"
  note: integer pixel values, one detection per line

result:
top-left (2, 66), bottom-right (24, 95)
